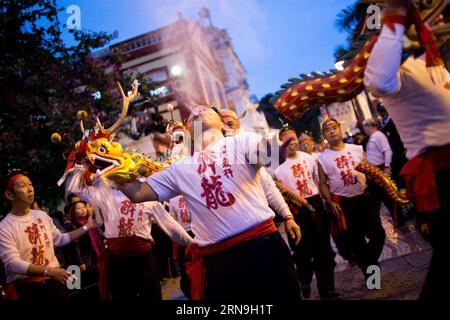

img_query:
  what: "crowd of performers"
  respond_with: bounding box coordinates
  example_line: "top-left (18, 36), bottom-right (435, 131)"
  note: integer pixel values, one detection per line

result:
top-left (1, 0), bottom-right (450, 301)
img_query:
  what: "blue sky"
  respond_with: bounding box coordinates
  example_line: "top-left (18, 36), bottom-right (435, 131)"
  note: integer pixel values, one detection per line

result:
top-left (57, 0), bottom-right (355, 99)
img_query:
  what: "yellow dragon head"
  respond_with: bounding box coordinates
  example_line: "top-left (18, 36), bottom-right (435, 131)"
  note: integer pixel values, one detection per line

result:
top-left (54, 81), bottom-right (180, 186)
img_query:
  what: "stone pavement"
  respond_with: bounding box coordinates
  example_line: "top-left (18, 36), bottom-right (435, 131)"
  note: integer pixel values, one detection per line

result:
top-left (162, 206), bottom-right (432, 300)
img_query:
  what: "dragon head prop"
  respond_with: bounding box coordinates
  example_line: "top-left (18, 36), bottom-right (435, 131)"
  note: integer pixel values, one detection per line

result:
top-left (53, 80), bottom-right (181, 186)
top-left (272, 0), bottom-right (450, 120)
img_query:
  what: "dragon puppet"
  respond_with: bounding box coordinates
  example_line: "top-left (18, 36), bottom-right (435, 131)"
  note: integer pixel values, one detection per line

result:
top-left (271, 0), bottom-right (450, 121)
top-left (271, 0), bottom-right (450, 206)
top-left (53, 80), bottom-right (183, 188)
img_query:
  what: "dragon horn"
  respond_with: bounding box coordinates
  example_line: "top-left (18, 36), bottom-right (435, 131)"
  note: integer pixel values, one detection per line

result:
top-left (104, 81), bottom-right (139, 134)
top-left (80, 120), bottom-right (86, 135)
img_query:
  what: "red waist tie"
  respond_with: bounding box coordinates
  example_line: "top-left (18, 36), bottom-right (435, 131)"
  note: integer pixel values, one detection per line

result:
top-left (329, 195), bottom-right (348, 237)
top-left (400, 145), bottom-right (450, 213)
top-left (185, 219), bottom-right (277, 300)
top-left (107, 236), bottom-right (153, 257)
top-left (96, 236), bottom-right (152, 300)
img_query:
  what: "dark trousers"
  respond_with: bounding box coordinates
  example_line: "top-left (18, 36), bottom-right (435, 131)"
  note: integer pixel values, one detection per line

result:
top-left (203, 232), bottom-right (301, 301)
top-left (419, 167), bottom-right (450, 300)
top-left (338, 191), bottom-right (386, 276)
top-left (369, 165), bottom-right (404, 227)
top-left (178, 244), bottom-right (191, 299)
top-left (15, 278), bottom-right (69, 300)
top-left (288, 195), bottom-right (336, 298)
top-left (108, 248), bottom-right (162, 300)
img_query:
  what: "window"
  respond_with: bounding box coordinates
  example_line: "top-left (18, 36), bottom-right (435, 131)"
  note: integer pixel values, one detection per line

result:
top-left (202, 68), bottom-right (214, 104)
top-left (216, 82), bottom-right (227, 108)
top-left (146, 68), bottom-right (168, 82)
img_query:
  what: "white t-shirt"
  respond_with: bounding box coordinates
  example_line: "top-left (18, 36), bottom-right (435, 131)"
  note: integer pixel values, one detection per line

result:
top-left (146, 132), bottom-right (276, 247)
top-left (259, 168), bottom-right (292, 219)
top-left (365, 23), bottom-right (450, 159)
top-left (169, 195), bottom-right (192, 232)
top-left (366, 131), bottom-right (393, 167)
top-left (275, 151), bottom-right (319, 198)
top-left (65, 168), bottom-right (192, 246)
top-left (0, 210), bottom-right (70, 283)
top-left (317, 144), bottom-right (367, 198)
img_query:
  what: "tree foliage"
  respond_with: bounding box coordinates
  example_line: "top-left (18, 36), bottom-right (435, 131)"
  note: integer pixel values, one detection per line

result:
top-left (0, 0), bottom-right (158, 211)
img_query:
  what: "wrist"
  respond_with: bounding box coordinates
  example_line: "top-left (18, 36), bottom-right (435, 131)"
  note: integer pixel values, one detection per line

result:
top-left (43, 267), bottom-right (48, 277)
top-left (284, 215), bottom-right (294, 222)
top-left (82, 225), bottom-right (89, 233)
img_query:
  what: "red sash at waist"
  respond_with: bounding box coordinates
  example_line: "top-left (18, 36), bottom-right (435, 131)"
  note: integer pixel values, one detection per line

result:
top-left (185, 219), bottom-right (277, 300)
top-left (107, 236), bottom-right (153, 257)
top-left (401, 144), bottom-right (450, 212)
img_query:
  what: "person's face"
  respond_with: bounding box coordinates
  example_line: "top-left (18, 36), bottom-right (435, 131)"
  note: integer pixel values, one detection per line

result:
top-left (222, 115), bottom-right (240, 134)
top-left (322, 123), bottom-right (342, 146)
top-left (282, 134), bottom-right (299, 157)
top-left (6, 176), bottom-right (34, 207)
top-left (186, 107), bottom-right (224, 137)
top-left (363, 123), bottom-right (372, 136)
top-left (74, 202), bottom-right (87, 218)
top-left (86, 203), bottom-right (94, 216)
top-left (300, 139), bottom-right (315, 154)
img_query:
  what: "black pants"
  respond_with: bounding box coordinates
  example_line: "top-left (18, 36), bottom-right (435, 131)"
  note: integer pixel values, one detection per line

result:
top-left (108, 248), bottom-right (162, 300)
top-left (203, 232), bottom-right (301, 301)
top-left (338, 191), bottom-right (386, 276)
top-left (288, 195), bottom-right (336, 298)
top-left (419, 166), bottom-right (450, 300)
top-left (15, 278), bottom-right (69, 300)
top-left (368, 165), bottom-right (404, 227)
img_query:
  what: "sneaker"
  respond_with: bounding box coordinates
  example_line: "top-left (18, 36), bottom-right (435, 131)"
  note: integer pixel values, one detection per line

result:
top-left (301, 285), bottom-right (311, 299)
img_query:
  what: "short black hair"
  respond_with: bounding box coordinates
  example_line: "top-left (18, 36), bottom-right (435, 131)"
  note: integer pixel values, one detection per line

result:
top-left (66, 193), bottom-right (80, 204)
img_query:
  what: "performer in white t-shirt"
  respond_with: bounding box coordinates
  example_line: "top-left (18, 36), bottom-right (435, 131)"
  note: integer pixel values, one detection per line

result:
top-left (317, 119), bottom-right (386, 279)
top-left (66, 166), bottom-right (193, 300)
top-left (0, 173), bottom-right (100, 300)
top-left (275, 128), bottom-right (337, 300)
top-left (364, 0), bottom-right (450, 299)
top-left (120, 105), bottom-right (302, 300)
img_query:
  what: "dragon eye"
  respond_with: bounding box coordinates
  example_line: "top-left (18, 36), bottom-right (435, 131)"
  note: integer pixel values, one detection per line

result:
top-left (97, 146), bottom-right (107, 154)
top-left (421, 0), bottom-right (434, 8)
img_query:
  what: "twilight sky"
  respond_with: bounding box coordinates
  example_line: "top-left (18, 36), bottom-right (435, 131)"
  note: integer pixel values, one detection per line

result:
top-left (57, 0), bottom-right (356, 99)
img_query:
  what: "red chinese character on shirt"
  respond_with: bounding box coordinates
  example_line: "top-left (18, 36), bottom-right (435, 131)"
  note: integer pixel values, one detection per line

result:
top-left (296, 179), bottom-right (313, 197)
top-left (117, 217), bottom-right (135, 237)
top-left (120, 200), bottom-right (136, 218)
top-left (335, 155), bottom-right (350, 169)
top-left (25, 223), bottom-right (40, 245)
top-left (224, 168), bottom-right (233, 178)
top-left (347, 152), bottom-right (356, 166)
top-left (136, 203), bottom-right (145, 224)
top-left (30, 245), bottom-right (49, 266)
top-left (200, 175), bottom-right (236, 209)
top-left (340, 169), bottom-right (357, 186)
top-left (178, 197), bottom-right (191, 224)
top-left (291, 164), bottom-right (306, 179)
top-left (198, 150), bottom-right (217, 174)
